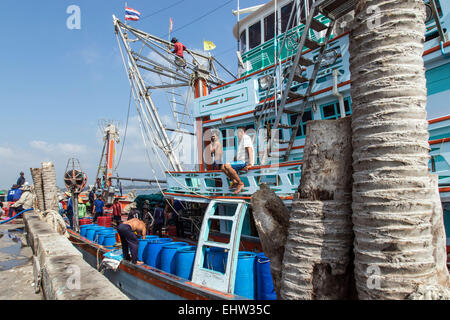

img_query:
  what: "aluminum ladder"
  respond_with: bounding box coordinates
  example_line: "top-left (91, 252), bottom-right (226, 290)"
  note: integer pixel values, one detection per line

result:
top-left (191, 199), bottom-right (248, 295)
top-left (268, 0), bottom-right (357, 161)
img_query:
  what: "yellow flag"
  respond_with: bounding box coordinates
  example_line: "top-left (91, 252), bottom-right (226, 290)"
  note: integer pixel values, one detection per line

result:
top-left (203, 40), bottom-right (216, 51)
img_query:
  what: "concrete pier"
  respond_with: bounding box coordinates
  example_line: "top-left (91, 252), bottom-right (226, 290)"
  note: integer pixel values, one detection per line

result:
top-left (1, 211), bottom-right (129, 300)
top-left (0, 221), bottom-right (43, 300)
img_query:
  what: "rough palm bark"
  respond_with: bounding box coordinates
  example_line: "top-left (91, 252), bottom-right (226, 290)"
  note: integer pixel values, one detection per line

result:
top-left (41, 162), bottom-right (59, 213)
top-left (30, 168), bottom-right (45, 212)
top-left (280, 118), bottom-right (355, 299)
top-left (349, 0), bottom-right (449, 299)
top-left (251, 183), bottom-right (290, 299)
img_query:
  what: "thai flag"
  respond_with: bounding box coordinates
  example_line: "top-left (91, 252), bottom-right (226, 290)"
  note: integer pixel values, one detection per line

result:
top-left (125, 6), bottom-right (141, 21)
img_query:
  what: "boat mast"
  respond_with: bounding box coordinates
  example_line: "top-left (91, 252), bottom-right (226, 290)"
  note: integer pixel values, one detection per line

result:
top-left (114, 16), bottom-right (183, 172)
top-left (113, 15), bottom-right (231, 173)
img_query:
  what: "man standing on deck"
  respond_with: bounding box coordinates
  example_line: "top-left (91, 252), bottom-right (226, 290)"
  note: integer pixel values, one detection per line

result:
top-left (88, 187), bottom-right (95, 216)
top-left (93, 195), bottom-right (105, 223)
top-left (117, 218), bottom-right (146, 265)
top-left (142, 201), bottom-right (154, 235)
top-left (222, 127), bottom-right (254, 194)
top-left (16, 172), bottom-right (25, 187)
top-left (112, 197), bottom-right (122, 226)
top-left (66, 193), bottom-right (74, 229)
top-left (153, 203), bottom-right (165, 236)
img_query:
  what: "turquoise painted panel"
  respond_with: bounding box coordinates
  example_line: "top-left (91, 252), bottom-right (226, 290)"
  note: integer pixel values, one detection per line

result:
top-left (444, 209), bottom-right (450, 239)
top-left (426, 63), bottom-right (450, 96)
top-left (194, 81), bottom-right (257, 118)
top-left (242, 210), bottom-right (251, 237)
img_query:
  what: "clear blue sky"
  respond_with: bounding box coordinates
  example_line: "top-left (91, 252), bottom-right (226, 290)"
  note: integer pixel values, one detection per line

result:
top-left (0, 0), bottom-right (266, 189)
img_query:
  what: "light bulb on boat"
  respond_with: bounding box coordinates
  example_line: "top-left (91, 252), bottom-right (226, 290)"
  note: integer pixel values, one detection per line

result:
top-left (258, 75), bottom-right (273, 90)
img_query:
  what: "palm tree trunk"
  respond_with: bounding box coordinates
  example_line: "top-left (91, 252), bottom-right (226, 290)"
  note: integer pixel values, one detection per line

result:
top-left (349, 0), bottom-right (448, 299)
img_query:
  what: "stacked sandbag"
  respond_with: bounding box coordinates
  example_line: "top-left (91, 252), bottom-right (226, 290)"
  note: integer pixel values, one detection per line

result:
top-left (41, 162), bottom-right (59, 213)
top-left (30, 168), bottom-right (45, 212)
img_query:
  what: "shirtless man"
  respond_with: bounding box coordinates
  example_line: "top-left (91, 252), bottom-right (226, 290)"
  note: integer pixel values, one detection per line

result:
top-left (117, 218), bottom-right (146, 265)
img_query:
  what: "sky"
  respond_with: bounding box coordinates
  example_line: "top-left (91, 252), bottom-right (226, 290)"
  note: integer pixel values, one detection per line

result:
top-left (0, 0), bottom-right (266, 190)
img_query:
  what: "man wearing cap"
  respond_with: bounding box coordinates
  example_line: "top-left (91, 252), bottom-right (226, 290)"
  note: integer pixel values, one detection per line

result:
top-left (11, 183), bottom-right (34, 216)
top-left (112, 197), bottom-right (122, 226)
top-left (16, 172), bottom-right (25, 187)
top-left (127, 202), bottom-right (141, 220)
top-left (171, 37), bottom-right (187, 68)
top-left (142, 200), bottom-right (154, 235)
top-left (93, 195), bottom-right (105, 224)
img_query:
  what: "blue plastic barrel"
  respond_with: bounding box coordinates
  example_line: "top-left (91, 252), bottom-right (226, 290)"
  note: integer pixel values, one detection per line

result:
top-left (86, 226), bottom-right (104, 241)
top-left (81, 224), bottom-right (98, 237)
top-left (93, 227), bottom-right (110, 243)
top-left (204, 247), bottom-right (227, 273)
top-left (98, 230), bottom-right (116, 245)
top-left (80, 225), bottom-right (91, 237)
top-left (103, 233), bottom-right (116, 248)
top-left (144, 238), bottom-right (173, 267)
top-left (139, 235), bottom-right (159, 240)
top-left (138, 236), bottom-right (159, 261)
top-left (174, 246), bottom-right (197, 280)
top-left (138, 239), bottom-right (150, 261)
top-left (160, 242), bottom-right (189, 273)
top-left (256, 253), bottom-right (277, 300)
top-left (234, 251), bottom-right (256, 299)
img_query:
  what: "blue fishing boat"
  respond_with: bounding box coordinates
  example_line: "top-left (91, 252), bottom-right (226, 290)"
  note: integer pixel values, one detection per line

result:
top-left (70, 0), bottom-right (450, 300)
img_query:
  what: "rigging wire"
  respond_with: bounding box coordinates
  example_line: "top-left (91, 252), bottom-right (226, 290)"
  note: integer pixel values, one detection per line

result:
top-left (140, 0), bottom-right (187, 21)
top-left (116, 19), bottom-right (224, 202)
top-left (161, 0), bottom-right (235, 38)
top-left (114, 88), bottom-right (133, 173)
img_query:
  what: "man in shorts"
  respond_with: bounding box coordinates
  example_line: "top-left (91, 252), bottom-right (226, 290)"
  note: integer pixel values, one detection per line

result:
top-left (222, 127), bottom-right (254, 194)
top-left (117, 218), bottom-right (146, 265)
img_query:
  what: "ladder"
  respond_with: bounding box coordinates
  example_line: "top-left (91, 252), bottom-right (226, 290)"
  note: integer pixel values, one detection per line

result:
top-left (160, 80), bottom-right (195, 136)
top-left (191, 199), bottom-right (248, 295)
top-left (258, 0), bottom-right (357, 162)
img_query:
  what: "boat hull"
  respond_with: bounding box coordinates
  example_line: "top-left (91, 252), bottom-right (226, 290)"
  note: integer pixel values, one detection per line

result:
top-left (68, 230), bottom-right (245, 300)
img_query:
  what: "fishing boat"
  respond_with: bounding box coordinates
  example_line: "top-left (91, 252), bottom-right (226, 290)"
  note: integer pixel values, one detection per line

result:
top-left (68, 0), bottom-right (450, 300)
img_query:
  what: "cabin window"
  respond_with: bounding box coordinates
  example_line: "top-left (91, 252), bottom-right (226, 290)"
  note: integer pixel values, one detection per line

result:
top-left (249, 21), bottom-right (261, 50)
top-left (264, 13), bottom-right (276, 42)
top-left (289, 109), bottom-right (313, 138)
top-left (281, 1), bottom-right (297, 33)
top-left (321, 98), bottom-right (352, 120)
top-left (239, 30), bottom-right (247, 53)
top-left (221, 128), bottom-right (235, 149)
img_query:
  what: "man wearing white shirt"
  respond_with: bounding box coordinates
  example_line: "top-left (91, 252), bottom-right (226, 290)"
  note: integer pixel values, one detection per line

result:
top-left (222, 127), bottom-right (254, 194)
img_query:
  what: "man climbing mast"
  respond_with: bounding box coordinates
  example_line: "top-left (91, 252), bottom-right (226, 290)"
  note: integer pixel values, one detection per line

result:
top-left (171, 37), bottom-right (187, 68)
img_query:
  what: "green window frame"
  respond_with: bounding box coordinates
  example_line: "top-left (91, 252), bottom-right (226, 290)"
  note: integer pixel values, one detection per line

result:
top-left (289, 109), bottom-right (314, 139)
top-left (320, 97), bottom-right (352, 120)
top-left (221, 124), bottom-right (256, 152)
